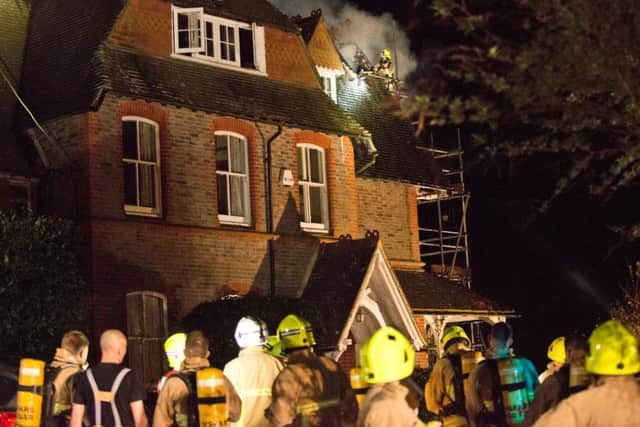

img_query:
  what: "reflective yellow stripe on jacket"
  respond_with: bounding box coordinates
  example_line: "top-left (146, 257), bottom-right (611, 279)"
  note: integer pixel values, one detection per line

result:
top-left (296, 398), bottom-right (339, 416)
top-left (239, 388), bottom-right (272, 399)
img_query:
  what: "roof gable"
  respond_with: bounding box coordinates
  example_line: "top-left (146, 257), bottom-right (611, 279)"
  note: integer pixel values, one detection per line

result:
top-left (301, 13), bottom-right (344, 71)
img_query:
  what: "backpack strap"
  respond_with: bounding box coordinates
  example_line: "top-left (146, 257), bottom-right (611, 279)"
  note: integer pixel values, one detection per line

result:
top-left (86, 368), bottom-right (131, 427)
top-left (86, 369), bottom-right (102, 427)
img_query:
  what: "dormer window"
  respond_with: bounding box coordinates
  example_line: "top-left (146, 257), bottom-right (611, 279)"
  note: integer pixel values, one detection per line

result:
top-left (316, 67), bottom-right (343, 102)
top-left (172, 6), bottom-right (266, 74)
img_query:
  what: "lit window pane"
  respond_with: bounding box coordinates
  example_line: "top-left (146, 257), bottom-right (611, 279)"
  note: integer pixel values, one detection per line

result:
top-left (138, 164), bottom-right (156, 207)
top-left (123, 121), bottom-right (138, 159)
top-left (139, 122), bottom-right (156, 161)
top-left (217, 174), bottom-right (229, 215)
top-left (124, 163), bottom-right (137, 205)
top-left (229, 175), bottom-right (246, 217)
top-left (309, 186), bottom-right (323, 223)
top-left (216, 136), bottom-right (229, 171)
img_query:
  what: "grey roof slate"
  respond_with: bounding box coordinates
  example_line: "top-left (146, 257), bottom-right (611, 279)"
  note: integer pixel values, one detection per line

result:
top-left (338, 75), bottom-right (444, 186)
top-left (395, 269), bottom-right (514, 314)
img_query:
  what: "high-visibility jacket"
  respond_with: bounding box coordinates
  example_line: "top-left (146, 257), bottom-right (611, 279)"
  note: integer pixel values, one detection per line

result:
top-left (153, 357), bottom-right (241, 427)
top-left (532, 376), bottom-right (640, 427)
top-left (265, 350), bottom-right (357, 427)
top-left (357, 381), bottom-right (423, 427)
top-left (223, 346), bottom-right (283, 427)
top-left (49, 347), bottom-right (85, 416)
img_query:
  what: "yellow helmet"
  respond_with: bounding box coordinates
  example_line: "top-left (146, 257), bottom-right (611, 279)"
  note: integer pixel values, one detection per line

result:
top-left (277, 314), bottom-right (313, 351)
top-left (441, 325), bottom-right (471, 351)
top-left (382, 48), bottom-right (391, 59)
top-left (164, 332), bottom-right (187, 369)
top-left (360, 327), bottom-right (414, 383)
top-left (585, 320), bottom-right (640, 376)
top-left (547, 336), bottom-right (566, 363)
top-left (303, 318), bottom-right (317, 347)
top-left (263, 335), bottom-right (283, 357)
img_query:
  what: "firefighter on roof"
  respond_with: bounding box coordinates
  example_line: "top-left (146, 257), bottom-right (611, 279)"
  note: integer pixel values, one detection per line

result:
top-left (265, 314), bottom-right (357, 427)
top-left (224, 316), bottom-right (283, 427)
top-left (374, 48), bottom-right (394, 79)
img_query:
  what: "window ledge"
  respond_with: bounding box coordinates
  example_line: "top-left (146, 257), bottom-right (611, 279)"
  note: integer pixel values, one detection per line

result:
top-left (170, 53), bottom-right (268, 77)
top-left (219, 215), bottom-right (251, 227)
top-left (124, 206), bottom-right (162, 218)
top-left (300, 222), bottom-right (329, 234)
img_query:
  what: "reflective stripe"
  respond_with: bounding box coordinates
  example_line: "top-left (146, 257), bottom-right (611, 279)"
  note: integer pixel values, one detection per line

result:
top-left (296, 398), bottom-right (339, 416)
top-left (86, 368), bottom-right (130, 427)
top-left (239, 388), bottom-right (272, 399)
top-left (110, 369), bottom-right (130, 427)
top-left (279, 328), bottom-right (301, 338)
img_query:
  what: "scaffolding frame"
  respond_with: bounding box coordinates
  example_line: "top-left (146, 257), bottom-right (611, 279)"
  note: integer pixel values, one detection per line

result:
top-left (416, 128), bottom-right (472, 288)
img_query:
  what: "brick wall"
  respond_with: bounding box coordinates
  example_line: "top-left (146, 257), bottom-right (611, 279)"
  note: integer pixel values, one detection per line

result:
top-left (356, 177), bottom-right (421, 263)
top-left (307, 19), bottom-right (344, 71)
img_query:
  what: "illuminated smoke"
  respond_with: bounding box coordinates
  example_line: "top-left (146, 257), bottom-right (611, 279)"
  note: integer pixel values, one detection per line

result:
top-left (269, 0), bottom-right (417, 79)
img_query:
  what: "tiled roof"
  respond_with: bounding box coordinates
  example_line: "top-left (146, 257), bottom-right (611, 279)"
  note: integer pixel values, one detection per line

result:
top-left (300, 236), bottom-right (378, 352)
top-left (395, 269), bottom-right (514, 314)
top-left (173, 0), bottom-right (297, 33)
top-left (96, 47), bottom-right (369, 138)
top-left (338, 75), bottom-right (444, 186)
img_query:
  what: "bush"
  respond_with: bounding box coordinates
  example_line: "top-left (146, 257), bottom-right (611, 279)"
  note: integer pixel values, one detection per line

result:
top-left (0, 212), bottom-right (88, 362)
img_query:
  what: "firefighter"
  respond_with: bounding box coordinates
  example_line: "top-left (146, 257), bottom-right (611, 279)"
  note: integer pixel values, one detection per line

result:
top-left (523, 334), bottom-right (587, 426)
top-left (47, 330), bottom-right (90, 425)
top-left (532, 320), bottom-right (640, 427)
top-left (70, 329), bottom-right (147, 427)
top-left (425, 325), bottom-right (472, 427)
top-left (157, 332), bottom-right (187, 393)
top-left (224, 316), bottom-right (283, 427)
top-left (466, 322), bottom-right (538, 427)
top-left (265, 314), bottom-right (357, 427)
top-left (374, 48), bottom-right (394, 78)
top-left (153, 330), bottom-right (241, 427)
top-left (537, 337), bottom-right (565, 384)
top-left (357, 326), bottom-right (422, 427)
top-left (263, 335), bottom-right (285, 363)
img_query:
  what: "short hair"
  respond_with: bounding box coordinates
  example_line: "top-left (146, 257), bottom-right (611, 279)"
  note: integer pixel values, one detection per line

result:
top-left (565, 334), bottom-right (587, 353)
top-left (61, 330), bottom-right (89, 355)
top-left (185, 330), bottom-right (209, 358)
top-left (490, 322), bottom-right (513, 343)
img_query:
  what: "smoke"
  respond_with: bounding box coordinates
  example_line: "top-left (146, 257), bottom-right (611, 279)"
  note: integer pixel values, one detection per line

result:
top-left (269, 0), bottom-right (417, 79)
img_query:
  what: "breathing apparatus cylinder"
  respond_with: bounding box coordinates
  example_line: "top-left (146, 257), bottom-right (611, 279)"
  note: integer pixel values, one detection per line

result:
top-left (196, 368), bottom-right (228, 427)
top-left (461, 351), bottom-right (483, 398)
top-left (16, 358), bottom-right (45, 427)
top-left (349, 367), bottom-right (369, 407)
top-left (497, 358), bottom-right (529, 425)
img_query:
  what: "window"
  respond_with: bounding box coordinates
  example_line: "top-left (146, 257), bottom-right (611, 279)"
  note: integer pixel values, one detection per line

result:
top-left (298, 145), bottom-right (329, 231)
top-left (172, 7), bottom-right (266, 73)
top-left (317, 67), bottom-right (342, 102)
top-left (216, 133), bottom-right (250, 225)
top-left (122, 117), bottom-right (162, 216)
top-left (8, 182), bottom-right (30, 213)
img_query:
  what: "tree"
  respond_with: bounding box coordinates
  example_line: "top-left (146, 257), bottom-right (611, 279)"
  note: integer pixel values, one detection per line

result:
top-left (0, 213), bottom-right (88, 362)
top-left (403, 0), bottom-right (640, 231)
top-left (610, 260), bottom-right (640, 338)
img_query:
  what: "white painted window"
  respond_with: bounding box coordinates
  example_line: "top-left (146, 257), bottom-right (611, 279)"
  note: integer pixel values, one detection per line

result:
top-left (317, 67), bottom-right (342, 102)
top-left (298, 144), bottom-right (329, 231)
top-left (122, 117), bottom-right (162, 217)
top-left (172, 6), bottom-right (266, 73)
top-left (216, 132), bottom-right (250, 225)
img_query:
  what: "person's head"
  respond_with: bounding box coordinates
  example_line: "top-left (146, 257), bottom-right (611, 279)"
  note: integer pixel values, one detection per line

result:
top-left (441, 325), bottom-right (471, 355)
top-left (164, 332), bottom-right (187, 369)
top-left (488, 322), bottom-right (513, 356)
top-left (547, 336), bottom-right (566, 366)
top-left (99, 329), bottom-right (127, 364)
top-left (277, 314), bottom-right (314, 354)
top-left (185, 330), bottom-right (210, 359)
top-left (585, 319), bottom-right (639, 377)
top-left (61, 330), bottom-right (90, 363)
top-left (234, 316), bottom-right (268, 349)
top-left (360, 326), bottom-right (414, 384)
top-left (565, 334), bottom-right (587, 364)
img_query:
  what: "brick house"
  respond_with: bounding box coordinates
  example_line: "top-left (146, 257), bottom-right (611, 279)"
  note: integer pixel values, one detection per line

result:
top-left (8, 0), bottom-right (511, 380)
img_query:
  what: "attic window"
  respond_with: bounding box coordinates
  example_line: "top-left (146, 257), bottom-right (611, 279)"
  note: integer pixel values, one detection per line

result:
top-left (316, 67), bottom-right (343, 102)
top-left (172, 6), bottom-right (266, 73)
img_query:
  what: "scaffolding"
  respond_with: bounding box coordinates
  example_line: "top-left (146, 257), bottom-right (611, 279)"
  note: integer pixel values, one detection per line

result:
top-left (416, 128), bottom-right (472, 288)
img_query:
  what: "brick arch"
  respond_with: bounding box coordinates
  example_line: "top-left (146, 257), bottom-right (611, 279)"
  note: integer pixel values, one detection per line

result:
top-left (293, 130), bottom-right (332, 149)
top-left (117, 101), bottom-right (169, 127)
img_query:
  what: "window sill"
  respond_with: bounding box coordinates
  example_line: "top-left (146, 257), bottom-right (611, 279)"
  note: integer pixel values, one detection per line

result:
top-left (170, 53), bottom-right (268, 77)
top-left (300, 222), bottom-right (329, 234)
top-left (124, 206), bottom-right (162, 218)
top-left (219, 215), bottom-right (251, 227)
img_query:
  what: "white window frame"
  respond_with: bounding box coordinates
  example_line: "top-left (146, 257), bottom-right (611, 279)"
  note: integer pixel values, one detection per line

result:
top-left (298, 144), bottom-right (329, 232)
top-left (172, 7), bottom-right (205, 54)
top-left (172, 6), bottom-right (266, 74)
top-left (316, 67), bottom-right (343, 102)
top-left (215, 131), bottom-right (251, 226)
top-left (122, 116), bottom-right (162, 217)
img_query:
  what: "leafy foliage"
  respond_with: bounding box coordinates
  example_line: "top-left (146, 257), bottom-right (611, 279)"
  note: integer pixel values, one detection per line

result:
top-left (610, 261), bottom-right (640, 338)
top-left (404, 0), bottom-right (640, 219)
top-left (0, 212), bottom-right (88, 362)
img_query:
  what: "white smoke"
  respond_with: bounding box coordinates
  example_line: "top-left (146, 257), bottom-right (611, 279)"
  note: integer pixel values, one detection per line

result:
top-left (269, 0), bottom-right (417, 79)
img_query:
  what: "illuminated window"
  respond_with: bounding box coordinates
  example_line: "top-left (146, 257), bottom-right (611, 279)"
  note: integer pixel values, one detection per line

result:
top-left (298, 144), bottom-right (329, 231)
top-left (216, 132), bottom-right (250, 225)
top-left (122, 117), bottom-right (162, 217)
top-left (317, 67), bottom-right (341, 102)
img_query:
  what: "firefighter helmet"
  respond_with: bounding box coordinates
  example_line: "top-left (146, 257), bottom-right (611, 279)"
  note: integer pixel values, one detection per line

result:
top-left (585, 319), bottom-right (640, 375)
top-left (263, 335), bottom-right (283, 357)
top-left (441, 325), bottom-right (471, 351)
top-left (277, 314), bottom-right (313, 351)
top-left (547, 336), bottom-right (566, 363)
top-left (360, 327), bottom-right (414, 383)
top-left (382, 48), bottom-right (392, 59)
top-left (234, 316), bottom-right (268, 348)
top-left (164, 333), bottom-right (187, 369)
top-left (303, 318), bottom-right (317, 347)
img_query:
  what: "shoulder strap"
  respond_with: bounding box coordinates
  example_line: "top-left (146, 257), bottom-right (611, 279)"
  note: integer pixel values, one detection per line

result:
top-left (110, 368), bottom-right (131, 427)
top-left (484, 359), bottom-right (507, 426)
top-left (445, 354), bottom-right (466, 412)
top-left (176, 371), bottom-right (199, 427)
top-left (86, 367), bottom-right (131, 427)
top-left (86, 369), bottom-right (102, 427)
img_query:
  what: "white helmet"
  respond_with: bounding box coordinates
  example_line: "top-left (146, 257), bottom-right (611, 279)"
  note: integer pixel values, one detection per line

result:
top-left (234, 316), bottom-right (269, 348)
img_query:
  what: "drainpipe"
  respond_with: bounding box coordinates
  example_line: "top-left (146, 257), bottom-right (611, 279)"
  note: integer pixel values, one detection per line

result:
top-left (260, 123), bottom-right (283, 297)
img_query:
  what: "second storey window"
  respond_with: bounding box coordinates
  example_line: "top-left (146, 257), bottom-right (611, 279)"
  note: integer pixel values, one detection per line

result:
top-left (122, 117), bottom-right (162, 217)
top-left (216, 133), bottom-right (250, 225)
top-left (172, 6), bottom-right (266, 73)
top-left (298, 145), bottom-right (329, 231)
